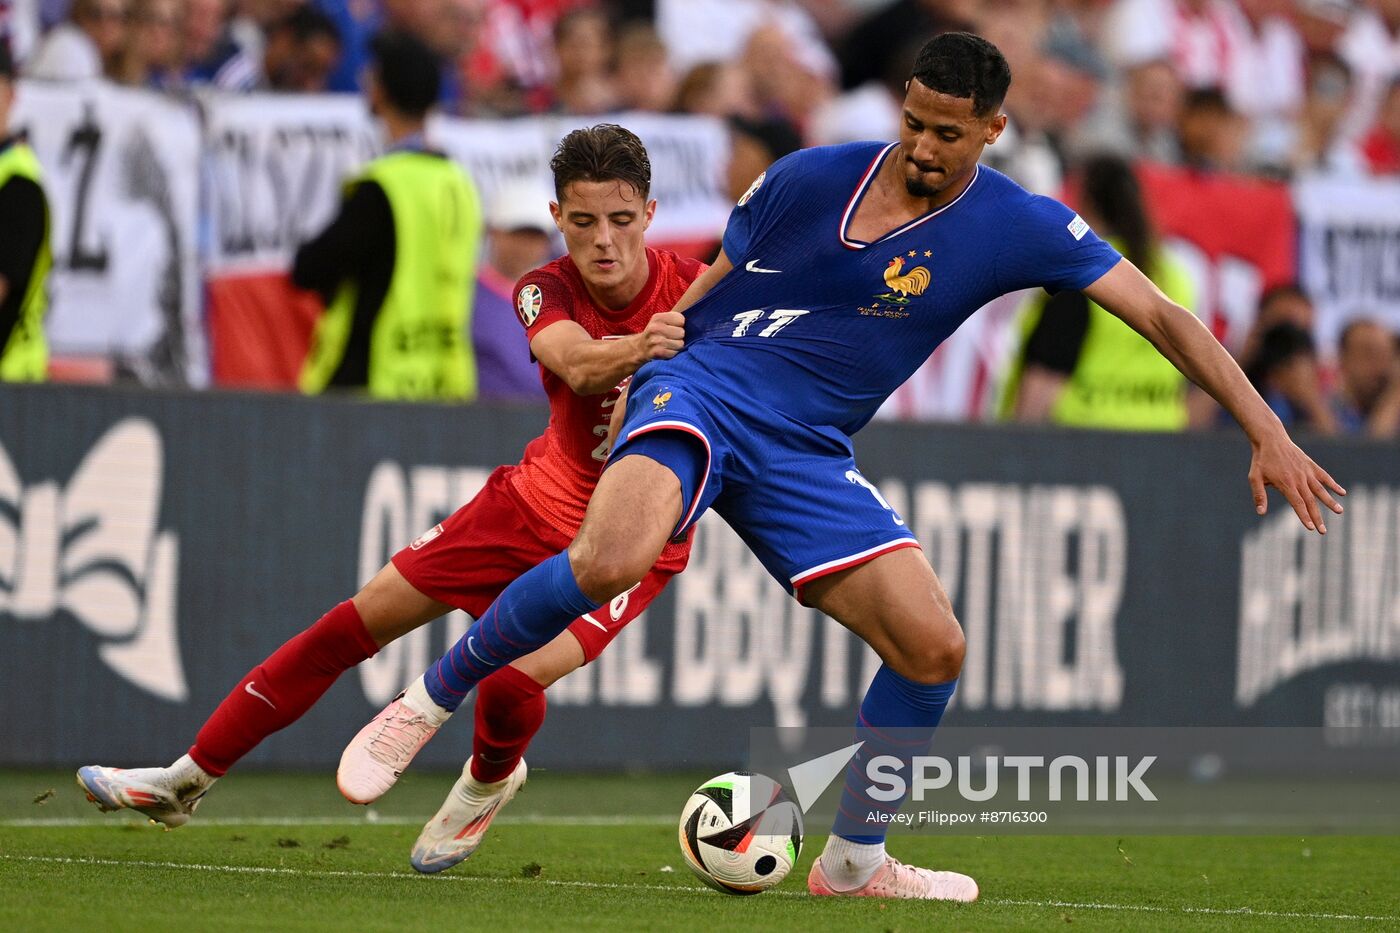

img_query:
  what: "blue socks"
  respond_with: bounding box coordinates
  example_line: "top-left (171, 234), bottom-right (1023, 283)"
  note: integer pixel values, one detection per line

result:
top-left (834, 666), bottom-right (957, 844)
top-left (423, 551), bottom-right (601, 711)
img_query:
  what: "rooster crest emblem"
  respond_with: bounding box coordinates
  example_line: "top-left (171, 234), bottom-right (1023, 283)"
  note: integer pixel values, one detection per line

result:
top-left (879, 256), bottom-right (931, 303)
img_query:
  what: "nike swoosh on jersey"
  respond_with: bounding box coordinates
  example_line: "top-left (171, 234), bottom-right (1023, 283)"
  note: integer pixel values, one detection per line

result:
top-left (245, 682), bottom-right (276, 709)
top-left (745, 260), bottom-right (781, 274)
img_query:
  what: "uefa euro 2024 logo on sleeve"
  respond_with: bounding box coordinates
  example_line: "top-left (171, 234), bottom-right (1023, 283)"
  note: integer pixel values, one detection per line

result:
top-left (0, 418), bottom-right (185, 701)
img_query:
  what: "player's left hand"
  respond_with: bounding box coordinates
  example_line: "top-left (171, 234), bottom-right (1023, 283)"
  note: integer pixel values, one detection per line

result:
top-left (1248, 432), bottom-right (1345, 534)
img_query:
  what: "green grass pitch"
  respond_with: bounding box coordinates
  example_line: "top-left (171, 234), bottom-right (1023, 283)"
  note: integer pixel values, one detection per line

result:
top-left (1, 768), bottom-right (1396, 931)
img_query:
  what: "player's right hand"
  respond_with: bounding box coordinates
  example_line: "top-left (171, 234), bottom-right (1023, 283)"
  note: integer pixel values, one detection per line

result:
top-left (640, 311), bottom-right (685, 360)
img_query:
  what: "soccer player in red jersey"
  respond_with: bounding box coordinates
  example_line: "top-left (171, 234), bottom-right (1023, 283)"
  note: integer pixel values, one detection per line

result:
top-left (78, 125), bottom-right (702, 872)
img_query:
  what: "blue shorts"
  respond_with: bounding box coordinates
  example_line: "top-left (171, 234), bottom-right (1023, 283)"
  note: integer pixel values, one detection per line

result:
top-left (607, 368), bottom-right (919, 598)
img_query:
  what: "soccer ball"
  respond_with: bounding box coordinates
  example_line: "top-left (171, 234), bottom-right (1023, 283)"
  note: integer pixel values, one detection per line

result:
top-left (678, 771), bottom-right (804, 895)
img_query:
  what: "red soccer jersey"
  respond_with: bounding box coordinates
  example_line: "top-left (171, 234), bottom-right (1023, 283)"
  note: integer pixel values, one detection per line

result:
top-left (508, 247), bottom-right (705, 554)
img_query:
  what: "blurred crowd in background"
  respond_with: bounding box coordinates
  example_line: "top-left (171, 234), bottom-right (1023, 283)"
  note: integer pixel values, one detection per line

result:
top-left (5, 0), bottom-right (1398, 180)
top-left (1, 0), bottom-right (1398, 437)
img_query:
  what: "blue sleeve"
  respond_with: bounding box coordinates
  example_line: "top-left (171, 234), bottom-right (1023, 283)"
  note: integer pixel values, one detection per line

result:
top-left (995, 194), bottom-right (1123, 295)
top-left (720, 149), bottom-right (802, 263)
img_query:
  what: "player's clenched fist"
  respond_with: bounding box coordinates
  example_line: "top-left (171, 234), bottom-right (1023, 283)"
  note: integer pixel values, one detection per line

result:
top-left (639, 310), bottom-right (685, 360)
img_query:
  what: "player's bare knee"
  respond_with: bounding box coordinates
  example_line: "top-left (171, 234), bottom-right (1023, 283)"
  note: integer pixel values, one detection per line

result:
top-left (905, 626), bottom-right (966, 684)
top-left (567, 539), bottom-right (647, 604)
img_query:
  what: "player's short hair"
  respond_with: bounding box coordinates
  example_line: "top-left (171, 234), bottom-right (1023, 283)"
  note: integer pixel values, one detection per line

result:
top-left (0, 40), bottom-right (14, 80)
top-left (909, 32), bottom-right (1011, 118)
top-left (549, 124), bottom-right (652, 202)
top-left (369, 30), bottom-right (440, 119)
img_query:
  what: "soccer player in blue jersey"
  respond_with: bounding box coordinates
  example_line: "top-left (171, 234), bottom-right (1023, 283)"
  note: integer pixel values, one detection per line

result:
top-left (344, 33), bottom-right (1345, 898)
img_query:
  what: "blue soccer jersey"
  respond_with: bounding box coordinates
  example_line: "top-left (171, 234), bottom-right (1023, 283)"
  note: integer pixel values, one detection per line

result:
top-left (612, 142), bottom-right (1124, 593)
top-left (669, 141), bottom-right (1122, 436)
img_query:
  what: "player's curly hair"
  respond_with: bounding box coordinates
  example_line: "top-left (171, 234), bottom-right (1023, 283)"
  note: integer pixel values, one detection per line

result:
top-left (910, 32), bottom-right (1011, 118)
top-left (550, 124), bottom-right (652, 201)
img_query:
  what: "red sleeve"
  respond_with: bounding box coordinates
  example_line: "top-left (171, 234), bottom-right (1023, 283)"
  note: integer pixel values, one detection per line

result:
top-left (513, 269), bottom-right (577, 344)
top-left (676, 256), bottom-right (708, 287)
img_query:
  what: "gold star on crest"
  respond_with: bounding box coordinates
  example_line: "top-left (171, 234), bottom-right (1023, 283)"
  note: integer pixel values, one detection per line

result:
top-left (924, 250), bottom-right (933, 257)
top-left (907, 250), bottom-right (916, 257)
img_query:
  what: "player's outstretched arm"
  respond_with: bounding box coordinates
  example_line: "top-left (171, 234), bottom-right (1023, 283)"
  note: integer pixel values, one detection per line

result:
top-left (668, 249), bottom-right (733, 317)
top-left (1084, 259), bottom-right (1346, 535)
top-left (530, 313), bottom-right (685, 396)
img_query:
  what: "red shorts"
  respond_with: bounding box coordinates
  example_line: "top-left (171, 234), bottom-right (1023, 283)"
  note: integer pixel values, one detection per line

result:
top-left (391, 465), bottom-right (684, 662)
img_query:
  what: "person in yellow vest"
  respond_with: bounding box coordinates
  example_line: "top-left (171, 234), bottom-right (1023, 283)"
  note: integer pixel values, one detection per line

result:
top-left (0, 43), bottom-right (51, 383)
top-left (294, 31), bottom-right (481, 401)
top-left (1000, 154), bottom-right (1196, 431)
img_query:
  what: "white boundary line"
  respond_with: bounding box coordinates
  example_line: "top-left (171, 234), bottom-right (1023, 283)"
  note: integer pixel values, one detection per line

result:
top-left (0, 854), bottom-right (1394, 922)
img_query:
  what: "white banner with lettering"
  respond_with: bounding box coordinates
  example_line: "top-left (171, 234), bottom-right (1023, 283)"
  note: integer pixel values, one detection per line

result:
top-left (14, 80), bottom-right (204, 385)
top-left (1294, 173), bottom-right (1400, 351)
top-left (199, 93), bottom-right (732, 276)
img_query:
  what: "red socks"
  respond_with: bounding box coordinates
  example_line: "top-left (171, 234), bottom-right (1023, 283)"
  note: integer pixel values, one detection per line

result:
top-left (189, 600), bottom-right (379, 776)
top-left (470, 664), bottom-right (547, 783)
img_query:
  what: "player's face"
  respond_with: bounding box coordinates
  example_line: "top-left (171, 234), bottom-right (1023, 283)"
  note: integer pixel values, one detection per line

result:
top-left (552, 179), bottom-right (657, 298)
top-left (898, 79), bottom-right (1006, 200)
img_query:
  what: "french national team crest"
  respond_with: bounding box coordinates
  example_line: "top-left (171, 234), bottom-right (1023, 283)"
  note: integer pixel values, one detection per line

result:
top-left (857, 250), bottom-right (933, 320)
top-left (516, 284), bottom-right (543, 326)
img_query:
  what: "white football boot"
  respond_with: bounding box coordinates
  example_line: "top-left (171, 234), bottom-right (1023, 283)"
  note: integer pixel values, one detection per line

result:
top-left (808, 854), bottom-right (979, 902)
top-left (337, 683), bottom-right (449, 804)
top-left (76, 757), bottom-right (212, 829)
top-left (410, 758), bottom-right (528, 874)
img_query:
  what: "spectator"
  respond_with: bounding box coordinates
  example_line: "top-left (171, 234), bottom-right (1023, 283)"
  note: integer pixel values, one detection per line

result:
top-left (1361, 76), bottom-right (1400, 173)
top-left (613, 21), bottom-right (674, 113)
top-left (657, 0), bottom-right (836, 84)
top-left (462, 0), bottom-right (589, 115)
top-left (550, 6), bottom-right (615, 114)
top-left (1242, 283), bottom-right (1317, 358)
top-left (1331, 318), bottom-right (1400, 437)
top-left (1243, 322), bottom-right (1338, 433)
top-left (739, 22), bottom-right (833, 132)
top-left (25, 0), bottom-right (125, 80)
top-left (381, 0), bottom-right (442, 38)
top-left (1230, 0), bottom-right (1306, 169)
top-left (1337, 0), bottom-right (1400, 142)
top-left (726, 114), bottom-right (801, 204)
top-left (312, 0), bottom-right (382, 94)
top-left (197, 0), bottom-right (307, 91)
top-left (472, 181), bottom-right (553, 403)
top-left (1177, 86), bottom-right (1248, 171)
top-left (294, 31), bottom-right (482, 401)
top-left (673, 60), bottom-right (754, 118)
top-left (1107, 0), bottom-right (1242, 93)
top-left (1291, 52), bottom-right (1368, 175)
top-left (1120, 59), bottom-right (1185, 162)
top-left (837, 0), bottom-right (975, 91)
top-left (809, 34), bottom-right (921, 145)
top-left (1000, 154), bottom-right (1198, 431)
top-left (182, 0), bottom-right (230, 78)
top-left (0, 41), bottom-right (49, 382)
top-left (111, 0), bottom-right (181, 88)
top-left (974, 0), bottom-right (1064, 193)
top-left (262, 6), bottom-right (340, 92)
top-left (427, 0), bottom-right (486, 115)
top-left (1035, 27), bottom-right (1110, 160)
